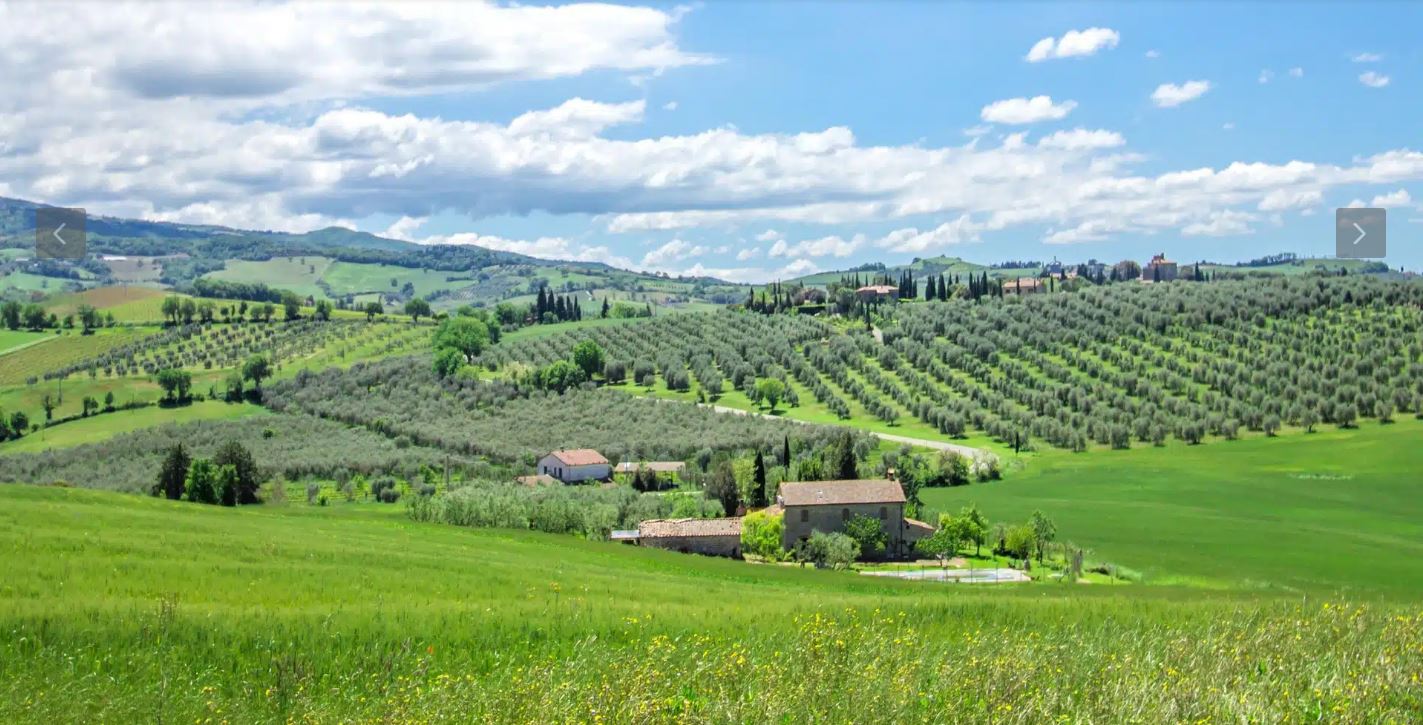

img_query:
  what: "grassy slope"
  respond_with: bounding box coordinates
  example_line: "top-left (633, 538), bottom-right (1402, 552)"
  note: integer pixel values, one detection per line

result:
top-left (0, 327), bottom-right (153, 385)
top-left (0, 400), bottom-right (265, 454)
top-left (924, 417), bottom-right (1423, 596)
top-left (0, 330), bottom-right (46, 354)
top-left (2, 485), bottom-right (1420, 721)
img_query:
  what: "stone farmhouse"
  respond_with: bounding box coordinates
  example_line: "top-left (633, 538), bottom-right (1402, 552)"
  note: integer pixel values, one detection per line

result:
top-left (1142, 253), bottom-right (1179, 282)
top-left (779, 478), bottom-right (931, 558)
top-left (1002, 277), bottom-right (1045, 296)
top-left (537, 449), bottom-right (612, 483)
top-left (855, 284), bottom-right (899, 302)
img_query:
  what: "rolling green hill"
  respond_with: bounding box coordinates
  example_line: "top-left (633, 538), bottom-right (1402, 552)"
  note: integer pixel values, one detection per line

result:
top-left (1, 483), bottom-right (1420, 721)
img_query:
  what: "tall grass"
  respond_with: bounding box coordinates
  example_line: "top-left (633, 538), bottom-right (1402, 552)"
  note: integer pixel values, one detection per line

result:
top-left (2, 486), bottom-right (1419, 722)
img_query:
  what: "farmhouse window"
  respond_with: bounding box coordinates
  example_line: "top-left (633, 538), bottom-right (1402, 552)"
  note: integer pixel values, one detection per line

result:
top-left (800, 509), bottom-right (808, 522)
top-left (841, 508), bottom-right (849, 521)
top-left (879, 506), bottom-right (886, 519)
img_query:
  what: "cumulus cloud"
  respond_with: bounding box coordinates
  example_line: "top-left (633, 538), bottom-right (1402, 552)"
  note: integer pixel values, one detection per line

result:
top-left (0, 2), bottom-right (710, 109)
top-left (1257, 188), bottom-right (1321, 211)
top-left (1036, 128), bottom-right (1126, 150)
top-left (1144, 49), bottom-right (1161, 59)
top-left (1258, 70), bottom-right (1275, 84)
top-left (1289, 67), bottom-right (1304, 78)
top-left (768, 234), bottom-right (864, 259)
top-left (735, 247), bottom-right (761, 261)
top-left (1025, 28), bottom-right (1120, 62)
top-left (1152, 80), bottom-right (1212, 107)
top-left (1182, 210), bottom-right (1255, 237)
top-left (4, 1), bottom-right (1423, 265)
top-left (980, 96), bottom-right (1077, 124)
top-left (1369, 189), bottom-right (1412, 208)
top-left (1352, 52), bottom-right (1383, 63)
top-left (508, 98), bottom-right (646, 138)
top-left (640, 238), bottom-right (707, 267)
top-left (1359, 72), bottom-right (1390, 88)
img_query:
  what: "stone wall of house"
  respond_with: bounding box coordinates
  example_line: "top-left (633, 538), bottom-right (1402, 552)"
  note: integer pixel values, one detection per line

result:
top-left (782, 502), bottom-right (907, 558)
top-left (641, 534), bottom-right (741, 558)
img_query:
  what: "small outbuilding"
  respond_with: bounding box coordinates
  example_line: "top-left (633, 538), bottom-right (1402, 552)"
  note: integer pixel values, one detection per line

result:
top-left (537, 449), bottom-right (612, 483)
top-left (626, 517), bottom-right (743, 557)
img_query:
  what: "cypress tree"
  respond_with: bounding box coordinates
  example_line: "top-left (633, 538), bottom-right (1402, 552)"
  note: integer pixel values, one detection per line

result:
top-left (153, 442), bottom-right (190, 500)
top-left (752, 450), bottom-right (768, 507)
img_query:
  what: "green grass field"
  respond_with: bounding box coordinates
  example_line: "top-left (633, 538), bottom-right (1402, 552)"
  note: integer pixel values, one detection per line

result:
top-left (1, 484), bottom-right (1419, 721)
top-left (0, 400), bottom-right (265, 454)
top-left (924, 416), bottom-right (1423, 596)
top-left (0, 271), bottom-right (90, 293)
top-left (0, 330), bottom-right (47, 355)
top-left (205, 256), bottom-right (334, 299)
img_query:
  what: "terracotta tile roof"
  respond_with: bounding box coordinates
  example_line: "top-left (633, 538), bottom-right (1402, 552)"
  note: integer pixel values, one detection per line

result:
top-left (614, 461), bottom-right (687, 473)
top-left (779, 479), bottom-right (906, 506)
top-left (856, 284), bottom-right (898, 294)
top-left (904, 518), bottom-right (936, 539)
top-left (547, 449), bottom-right (609, 466)
top-left (638, 517), bottom-right (743, 538)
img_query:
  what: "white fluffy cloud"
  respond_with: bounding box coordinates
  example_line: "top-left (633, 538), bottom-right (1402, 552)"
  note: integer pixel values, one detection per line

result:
top-left (4, 1), bottom-right (1423, 270)
top-left (1025, 28), bottom-right (1120, 62)
top-left (1369, 189), bottom-right (1412, 208)
top-left (980, 96), bottom-right (1077, 124)
top-left (1036, 129), bottom-right (1126, 150)
top-left (1359, 72), bottom-right (1390, 88)
top-left (1257, 188), bottom-right (1321, 212)
top-left (769, 234), bottom-right (864, 259)
top-left (1151, 80), bottom-right (1212, 108)
top-left (641, 238), bottom-right (707, 267)
top-left (1352, 52), bottom-right (1383, 63)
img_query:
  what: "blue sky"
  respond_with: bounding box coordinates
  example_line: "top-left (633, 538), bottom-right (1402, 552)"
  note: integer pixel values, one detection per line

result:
top-left (3, 1), bottom-right (1420, 278)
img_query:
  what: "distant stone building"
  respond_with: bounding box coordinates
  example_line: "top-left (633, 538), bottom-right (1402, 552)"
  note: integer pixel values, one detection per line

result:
top-left (1002, 277), bottom-right (1045, 296)
top-left (855, 284), bottom-right (899, 301)
top-left (617, 517), bottom-right (743, 557)
top-left (613, 461), bottom-right (687, 476)
top-left (536, 449), bottom-right (612, 483)
top-left (778, 479), bottom-right (929, 558)
top-left (1142, 253), bottom-right (1179, 282)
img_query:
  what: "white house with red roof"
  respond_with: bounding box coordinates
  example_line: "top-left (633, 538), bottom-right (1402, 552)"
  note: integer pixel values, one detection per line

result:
top-left (537, 449), bottom-right (612, 483)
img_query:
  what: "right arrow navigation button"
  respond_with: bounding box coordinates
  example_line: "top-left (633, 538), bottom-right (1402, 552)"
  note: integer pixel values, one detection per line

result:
top-left (1336, 208), bottom-right (1386, 259)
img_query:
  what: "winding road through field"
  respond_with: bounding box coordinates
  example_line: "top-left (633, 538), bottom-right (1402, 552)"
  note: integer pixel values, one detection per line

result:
top-left (703, 403), bottom-right (994, 460)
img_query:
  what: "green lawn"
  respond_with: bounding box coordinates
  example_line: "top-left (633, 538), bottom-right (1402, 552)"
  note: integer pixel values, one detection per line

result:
top-left (0, 330), bottom-right (47, 355)
top-left (321, 260), bottom-right (457, 299)
top-left (0, 400), bottom-right (265, 454)
top-left (1, 485), bottom-right (1420, 721)
top-left (205, 256), bottom-right (333, 299)
top-left (0, 271), bottom-right (89, 293)
top-left (924, 416), bottom-right (1423, 596)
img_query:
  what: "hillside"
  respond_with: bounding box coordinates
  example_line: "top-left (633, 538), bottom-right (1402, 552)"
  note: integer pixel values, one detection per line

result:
top-left (0, 196), bottom-right (745, 310)
top-left (3, 484), bottom-right (1421, 722)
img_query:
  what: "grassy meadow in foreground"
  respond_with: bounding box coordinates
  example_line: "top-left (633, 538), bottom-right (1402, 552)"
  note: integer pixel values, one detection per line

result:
top-left (1, 485), bottom-right (1421, 722)
top-left (924, 417), bottom-right (1423, 596)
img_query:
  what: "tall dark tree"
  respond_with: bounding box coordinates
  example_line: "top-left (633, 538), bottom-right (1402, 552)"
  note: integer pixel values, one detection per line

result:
top-left (214, 441), bottom-right (261, 504)
top-left (830, 431), bottom-right (858, 480)
top-left (705, 460), bottom-right (740, 516)
top-left (782, 434), bottom-right (792, 468)
top-left (751, 450), bottom-right (768, 507)
top-left (153, 442), bottom-right (191, 501)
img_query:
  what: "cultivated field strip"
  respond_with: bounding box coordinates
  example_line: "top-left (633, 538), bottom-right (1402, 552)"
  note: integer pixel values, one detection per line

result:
top-left (34, 320), bottom-right (427, 381)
